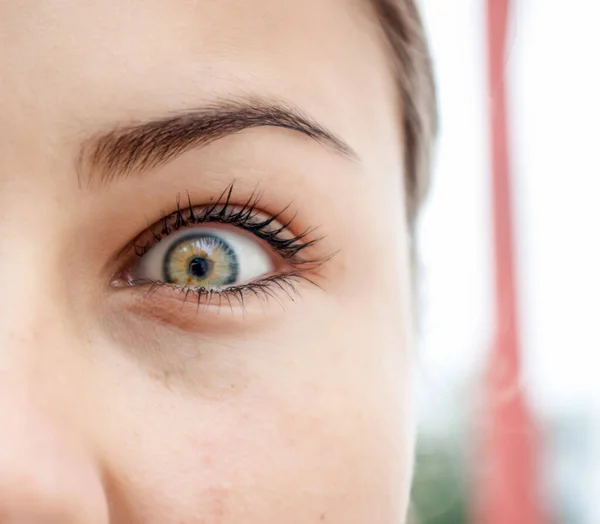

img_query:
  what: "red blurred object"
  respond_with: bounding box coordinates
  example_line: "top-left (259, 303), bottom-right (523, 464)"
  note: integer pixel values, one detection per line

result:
top-left (474, 0), bottom-right (548, 523)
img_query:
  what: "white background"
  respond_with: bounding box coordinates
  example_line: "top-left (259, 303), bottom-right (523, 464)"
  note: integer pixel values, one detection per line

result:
top-left (416, 1), bottom-right (600, 522)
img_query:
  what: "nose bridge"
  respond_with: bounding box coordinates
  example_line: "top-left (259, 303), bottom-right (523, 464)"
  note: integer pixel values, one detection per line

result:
top-left (0, 263), bottom-right (68, 377)
top-left (0, 292), bottom-right (109, 523)
top-left (0, 387), bottom-right (109, 523)
top-left (0, 240), bottom-right (87, 437)
top-left (0, 188), bottom-right (71, 359)
top-left (0, 226), bottom-right (108, 522)
top-left (0, 307), bottom-right (71, 401)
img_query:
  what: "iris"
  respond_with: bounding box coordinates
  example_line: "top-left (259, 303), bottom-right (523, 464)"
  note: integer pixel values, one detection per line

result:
top-left (163, 234), bottom-right (239, 287)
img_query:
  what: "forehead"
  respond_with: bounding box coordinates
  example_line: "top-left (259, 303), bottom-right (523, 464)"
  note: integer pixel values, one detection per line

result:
top-left (0, 0), bottom-right (400, 163)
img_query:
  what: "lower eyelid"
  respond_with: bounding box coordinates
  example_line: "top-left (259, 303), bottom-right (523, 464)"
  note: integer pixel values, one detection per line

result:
top-left (111, 273), bottom-right (313, 331)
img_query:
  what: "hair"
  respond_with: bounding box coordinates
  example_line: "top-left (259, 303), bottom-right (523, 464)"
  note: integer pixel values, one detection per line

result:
top-left (371, 0), bottom-right (438, 225)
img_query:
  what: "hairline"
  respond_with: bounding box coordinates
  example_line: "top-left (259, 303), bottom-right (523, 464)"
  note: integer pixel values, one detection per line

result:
top-left (370, 0), bottom-right (438, 226)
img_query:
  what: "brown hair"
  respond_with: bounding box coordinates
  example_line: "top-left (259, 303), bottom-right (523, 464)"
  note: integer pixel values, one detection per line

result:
top-left (372, 0), bottom-right (438, 224)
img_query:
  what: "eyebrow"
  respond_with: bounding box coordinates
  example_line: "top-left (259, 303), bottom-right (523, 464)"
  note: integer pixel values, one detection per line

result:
top-left (79, 97), bottom-right (359, 187)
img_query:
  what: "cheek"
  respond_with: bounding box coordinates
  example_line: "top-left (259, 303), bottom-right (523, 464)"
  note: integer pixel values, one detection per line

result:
top-left (100, 324), bottom-right (412, 523)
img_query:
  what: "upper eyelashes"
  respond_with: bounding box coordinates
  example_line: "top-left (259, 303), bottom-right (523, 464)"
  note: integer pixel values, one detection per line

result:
top-left (131, 184), bottom-right (323, 268)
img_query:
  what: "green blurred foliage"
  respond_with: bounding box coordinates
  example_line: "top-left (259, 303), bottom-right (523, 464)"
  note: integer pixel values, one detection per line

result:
top-left (410, 438), bottom-right (468, 524)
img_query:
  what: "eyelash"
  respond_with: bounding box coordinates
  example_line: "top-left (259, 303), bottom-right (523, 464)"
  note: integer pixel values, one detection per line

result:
top-left (121, 184), bottom-right (327, 309)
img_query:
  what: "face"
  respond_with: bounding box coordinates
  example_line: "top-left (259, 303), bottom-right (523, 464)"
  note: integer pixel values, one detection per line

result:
top-left (0, 1), bottom-right (414, 522)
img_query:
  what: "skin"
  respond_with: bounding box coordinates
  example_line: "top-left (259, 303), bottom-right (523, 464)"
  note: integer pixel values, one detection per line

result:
top-left (0, 1), bottom-right (415, 522)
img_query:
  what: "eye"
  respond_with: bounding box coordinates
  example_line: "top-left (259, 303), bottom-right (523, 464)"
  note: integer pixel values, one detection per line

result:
top-left (132, 227), bottom-right (274, 289)
top-left (113, 186), bottom-right (330, 316)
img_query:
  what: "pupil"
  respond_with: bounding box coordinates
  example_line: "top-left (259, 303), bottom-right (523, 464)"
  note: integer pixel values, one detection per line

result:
top-left (189, 257), bottom-right (211, 279)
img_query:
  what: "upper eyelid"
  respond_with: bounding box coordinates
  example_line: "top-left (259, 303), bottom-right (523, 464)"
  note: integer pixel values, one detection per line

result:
top-left (134, 215), bottom-right (234, 256)
top-left (115, 183), bottom-right (329, 276)
top-left (132, 203), bottom-right (288, 255)
top-left (129, 199), bottom-right (321, 269)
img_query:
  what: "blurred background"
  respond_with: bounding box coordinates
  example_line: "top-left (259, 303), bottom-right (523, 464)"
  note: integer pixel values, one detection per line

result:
top-left (411, 0), bottom-right (600, 523)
